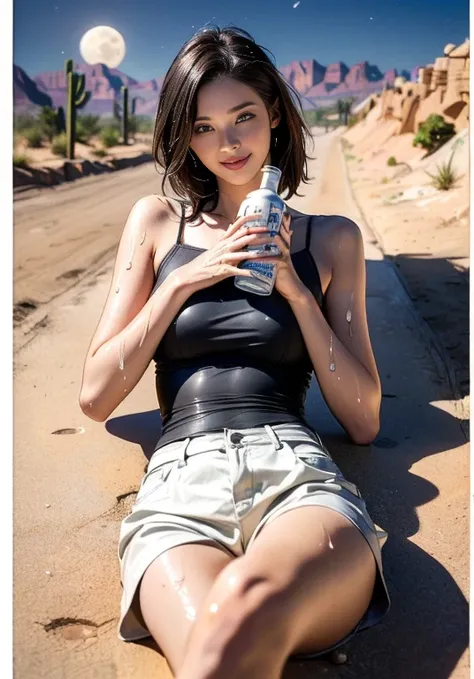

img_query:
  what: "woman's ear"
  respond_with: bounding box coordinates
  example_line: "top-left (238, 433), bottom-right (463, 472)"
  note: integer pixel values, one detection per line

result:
top-left (270, 97), bottom-right (281, 128)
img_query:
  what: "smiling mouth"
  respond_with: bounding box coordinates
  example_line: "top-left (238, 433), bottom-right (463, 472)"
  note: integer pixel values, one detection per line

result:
top-left (220, 154), bottom-right (251, 167)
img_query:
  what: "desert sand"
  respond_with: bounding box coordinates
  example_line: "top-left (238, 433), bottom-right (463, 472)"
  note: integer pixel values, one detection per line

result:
top-left (342, 110), bottom-right (469, 430)
top-left (13, 128), bottom-right (468, 678)
top-left (14, 133), bottom-right (153, 171)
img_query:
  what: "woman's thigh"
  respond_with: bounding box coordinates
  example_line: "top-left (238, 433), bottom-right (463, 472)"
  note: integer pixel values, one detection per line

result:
top-left (245, 505), bottom-right (377, 657)
top-left (139, 541), bottom-right (235, 675)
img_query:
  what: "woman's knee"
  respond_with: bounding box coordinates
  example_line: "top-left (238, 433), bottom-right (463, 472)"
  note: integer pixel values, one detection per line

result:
top-left (200, 556), bottom-right (296, 654)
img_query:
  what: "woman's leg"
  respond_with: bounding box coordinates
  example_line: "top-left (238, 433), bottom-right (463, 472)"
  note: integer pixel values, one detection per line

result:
top-left (139, 542), bottom-right (235, 676)
top-left (176, 506), bottom-right (376, 679)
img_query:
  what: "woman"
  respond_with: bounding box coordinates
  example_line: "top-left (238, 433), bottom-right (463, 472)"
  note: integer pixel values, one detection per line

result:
top-left (80, 25), bottom-right (390, 679)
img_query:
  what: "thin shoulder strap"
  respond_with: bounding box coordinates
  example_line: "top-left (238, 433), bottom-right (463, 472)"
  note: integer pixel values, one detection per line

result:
top-left (176, 201), bottom-right (186, 245)
top-left (305, 215), bottom-right (313, 251)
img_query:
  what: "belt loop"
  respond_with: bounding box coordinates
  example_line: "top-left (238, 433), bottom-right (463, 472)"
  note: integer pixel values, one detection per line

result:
top-left (264, 424), bottom-right (283, 450)
top-left (178, 437), bottom-right (192, 468)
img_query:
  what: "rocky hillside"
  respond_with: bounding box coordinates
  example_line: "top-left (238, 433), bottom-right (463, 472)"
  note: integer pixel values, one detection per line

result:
top-left (14, 57), bottom-right (415, 118)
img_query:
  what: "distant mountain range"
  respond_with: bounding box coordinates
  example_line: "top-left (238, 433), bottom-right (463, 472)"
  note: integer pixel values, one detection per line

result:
top-left (13, 59), bottom-right (418, 118)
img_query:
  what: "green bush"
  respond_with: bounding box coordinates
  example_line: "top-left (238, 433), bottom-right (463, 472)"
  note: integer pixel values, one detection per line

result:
top-left (92, 148), bottom-right (108, 158)
top-left (76, 114), bottom-right (101, 143)
top-left (102, 117), bottom-right (121, 133)
top-left (24, 126), bottom-right (44, 148)
top-left (51, 133), bottom-right (68, 157)
top-left (413, 114), bottom-right (456, 154)
top-left (387, 156), bottom-right (397, 166)
top-left (13, 153), bottom-right (31, 168)
top-left (14, 113), bottom-right (38, 133)
top-left (425, 151), bottom-right (459, 190)
top-left (38, 106), bottom-right (59, 142)
top-left (134, 116), bottom-right (153, 134)
top-left (100, 127), bottom-right (120, 148)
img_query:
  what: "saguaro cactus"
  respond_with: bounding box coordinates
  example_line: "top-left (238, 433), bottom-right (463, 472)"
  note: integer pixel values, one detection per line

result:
top-left (131, 96), bottom-right (140, 115)
top-left (114, 88), bottom-right (140, 144)
top-left (65, 59), bottom-right (92, 160)
top-left (121, 86), bottom-right (129, 145)
top-left (56, 106), bottom-right (66, 134)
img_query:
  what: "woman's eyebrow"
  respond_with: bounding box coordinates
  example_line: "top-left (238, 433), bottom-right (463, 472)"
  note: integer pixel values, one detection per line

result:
top-left (195, 101), bottom-right (257, 122)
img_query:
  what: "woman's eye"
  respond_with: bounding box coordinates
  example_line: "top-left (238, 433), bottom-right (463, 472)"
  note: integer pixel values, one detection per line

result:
top-left (194, 112), bottom-right (254, 135)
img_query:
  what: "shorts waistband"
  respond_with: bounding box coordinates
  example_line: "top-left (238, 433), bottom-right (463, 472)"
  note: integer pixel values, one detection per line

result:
top-left (148, 423), bottom-right (324, 474)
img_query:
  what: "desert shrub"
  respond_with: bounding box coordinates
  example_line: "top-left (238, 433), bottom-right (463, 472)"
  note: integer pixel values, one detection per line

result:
top-left (100, 126), bottom-right (120, 148)
top-left (13, 153), bottom-right (31, 168)
top-left (381, 177), bottom-right (389, 184)
top-left (51, 133), bottom-right (68, 157)
top-left (92, 148), bottom-right (108, 158)
top-left (14, 113), bottom-right (38, 133)
top-left (347, 115), bottom-right (358, 128)
top-left (425, 151), bottom-right (459, 190)
top-left (134, 116), bottom-right (153, 134)
top-left (387, 156), bottom-right (397, 166)
top-left (38, 106), bottom-right (60, 142)
top-left (24, 126), bottom-right (44, 148)
top-left (128, 114), bottom-right (138, 137)
top-left (102, 117), bottom-right (121, 133)
top-left (76, 114), bottom-right (101, 143)
top-left (413, 114), bottom-right (456, 154)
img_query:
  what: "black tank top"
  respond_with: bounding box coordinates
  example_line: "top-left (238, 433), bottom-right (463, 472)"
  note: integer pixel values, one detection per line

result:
top-left (151, 200), bottom-right (325, 451)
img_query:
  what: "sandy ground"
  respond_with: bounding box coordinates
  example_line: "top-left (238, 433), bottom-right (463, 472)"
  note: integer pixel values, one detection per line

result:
top-left (14, 134), bottom-right (153, 171)
top-left (342, 120), bottom-right (469, 429)
top-left (13, 129), bottom-right (469, 678)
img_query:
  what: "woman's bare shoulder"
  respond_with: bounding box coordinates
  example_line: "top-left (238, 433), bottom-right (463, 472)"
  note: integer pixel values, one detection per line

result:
top-left (131, 194), bottom-right (184, 247)
top-left (133, 194), bottom-right (181, 224)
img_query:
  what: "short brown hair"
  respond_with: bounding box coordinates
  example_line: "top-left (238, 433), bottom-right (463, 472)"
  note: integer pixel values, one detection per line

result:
top-left (152, 25), bottom-right (316, 222)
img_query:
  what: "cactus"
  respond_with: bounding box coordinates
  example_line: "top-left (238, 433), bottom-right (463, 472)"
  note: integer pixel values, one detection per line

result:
top-left (121, 86), bottom-right (129, 145)
top-left (65, 59), bottom-right (92, 160)
top-left (56, 106), bottom-right (66, 134)
top-left (113, 88), bottom-right (140, 143)
top-left (131, 96), bottom-right (140, 116)
top-left (113, 99), bottom-right (121, 121)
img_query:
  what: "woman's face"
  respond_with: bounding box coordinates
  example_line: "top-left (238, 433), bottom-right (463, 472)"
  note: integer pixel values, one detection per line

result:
top-left (189, 77), bottom-right (280, 186)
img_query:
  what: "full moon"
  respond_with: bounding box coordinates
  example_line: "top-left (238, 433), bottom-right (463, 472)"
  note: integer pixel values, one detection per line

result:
top-left (79, 26), bottom-right (126, 68)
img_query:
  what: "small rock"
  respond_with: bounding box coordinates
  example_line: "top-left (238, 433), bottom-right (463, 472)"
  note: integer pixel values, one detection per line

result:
top-left (45, 570), bottom-right (52, 576)
top-left (45, 504), bottom-right (51, 508)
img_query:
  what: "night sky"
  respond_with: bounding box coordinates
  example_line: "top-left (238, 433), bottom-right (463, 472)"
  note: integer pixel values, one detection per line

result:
top-left (13, 0), bottom-right (469, 81)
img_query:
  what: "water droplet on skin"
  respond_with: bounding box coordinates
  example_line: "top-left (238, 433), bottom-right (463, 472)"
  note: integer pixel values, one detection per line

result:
top-left (115, 286), bottom-right (120, 293)
top-left (119, 341), bottom-right (125, 370)
top-left (329, 363), bottom-right (336, 372)
top-left (209, 603), bottom-right (219, 614)
top-left (126, 262), bottom-right (132, 270)
top-left (140, 232), bottom-right (146, 245)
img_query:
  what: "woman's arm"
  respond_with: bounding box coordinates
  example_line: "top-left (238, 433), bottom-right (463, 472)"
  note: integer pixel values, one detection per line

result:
top-left (288, 217), bottom-right (381, 445)
top-left (79, 195), bottom-right (193, 422)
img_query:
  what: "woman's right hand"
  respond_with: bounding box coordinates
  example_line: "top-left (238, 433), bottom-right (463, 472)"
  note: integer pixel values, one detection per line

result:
top-left (170, 213), bottom-right (277, 293)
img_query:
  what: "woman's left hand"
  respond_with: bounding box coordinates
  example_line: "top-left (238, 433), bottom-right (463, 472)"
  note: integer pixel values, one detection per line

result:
top-left (259, 212), bottom-right (308, 302)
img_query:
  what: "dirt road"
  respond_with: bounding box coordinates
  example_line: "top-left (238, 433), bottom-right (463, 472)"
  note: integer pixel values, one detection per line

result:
top-left (14, 130), bottom-right (468, 678)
